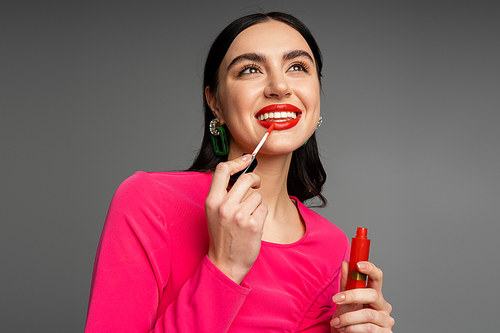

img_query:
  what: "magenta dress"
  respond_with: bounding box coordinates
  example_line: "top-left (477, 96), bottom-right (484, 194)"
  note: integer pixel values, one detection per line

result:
top-left (85, 171), bottom-right (349, 332)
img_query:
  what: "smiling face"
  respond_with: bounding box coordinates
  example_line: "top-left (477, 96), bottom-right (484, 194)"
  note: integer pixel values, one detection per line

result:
top-left (205, 20), bottom-right (321, 158)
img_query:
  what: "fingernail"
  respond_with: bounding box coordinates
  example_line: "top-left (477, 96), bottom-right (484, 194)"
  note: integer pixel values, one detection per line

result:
top-left (241, 154), bottom-right (251, 161)
top-left (330, 317), bottom-right (340, 327)
top-left (337, 327), bottom-right (345, 331)
top-left (333, 293), bottom-right (345, 304)
top-left (357, 262), bottom-right (368, 270)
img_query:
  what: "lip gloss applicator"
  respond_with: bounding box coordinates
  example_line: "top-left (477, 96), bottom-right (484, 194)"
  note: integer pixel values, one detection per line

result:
top-left (229, 123), bottom-right (275, 186)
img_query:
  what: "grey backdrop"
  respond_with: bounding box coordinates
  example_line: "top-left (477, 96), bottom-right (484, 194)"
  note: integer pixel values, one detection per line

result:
top-left (2, 1), bottom-right (499, 332)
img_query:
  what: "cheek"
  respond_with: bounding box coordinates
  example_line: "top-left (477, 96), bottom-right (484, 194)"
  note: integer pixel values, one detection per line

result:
top-left (309, 86), bottom-right (321, 112)
top-left (297, 83), bottom-right (320, 110)
top-left (224, 83), bottom-right (260, 115)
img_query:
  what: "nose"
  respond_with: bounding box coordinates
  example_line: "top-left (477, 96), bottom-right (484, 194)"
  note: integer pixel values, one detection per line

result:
top-left (264, 71), bottom-right (292, 99)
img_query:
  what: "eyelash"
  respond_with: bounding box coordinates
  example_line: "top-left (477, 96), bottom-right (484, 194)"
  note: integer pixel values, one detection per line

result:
top-left (236, 61), bottom-right (311, 76)
top-left (288, 61), bottom-right (310, 73)
top-left (237, 64), bottom-right (262, 76)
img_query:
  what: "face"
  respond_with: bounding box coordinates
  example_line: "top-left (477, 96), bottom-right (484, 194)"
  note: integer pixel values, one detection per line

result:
top-left (206, 20), bottom-right (321, 158)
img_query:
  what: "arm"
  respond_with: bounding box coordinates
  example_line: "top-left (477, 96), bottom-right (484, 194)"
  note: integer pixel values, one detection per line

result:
top-left (84, 172), bottom-right (250, 332)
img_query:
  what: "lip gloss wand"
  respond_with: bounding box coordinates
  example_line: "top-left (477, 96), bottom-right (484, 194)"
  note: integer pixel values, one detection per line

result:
top-left (229, 123), bottom-right (275, 185)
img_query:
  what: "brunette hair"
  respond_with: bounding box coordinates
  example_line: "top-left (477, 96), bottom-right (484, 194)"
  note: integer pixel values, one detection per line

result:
top-left (188, 12), bottom-right (327, 207)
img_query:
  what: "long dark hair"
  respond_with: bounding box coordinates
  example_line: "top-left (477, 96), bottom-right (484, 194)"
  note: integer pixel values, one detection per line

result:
top-left (188, 12), bottom-right (327, 207)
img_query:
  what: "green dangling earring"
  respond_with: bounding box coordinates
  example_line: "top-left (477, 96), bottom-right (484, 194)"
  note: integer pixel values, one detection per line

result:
top-left (209, 118), bottom-right (229, 156)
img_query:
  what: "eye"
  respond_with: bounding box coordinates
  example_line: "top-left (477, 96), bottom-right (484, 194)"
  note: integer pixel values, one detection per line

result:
top-left (237, 64), bottom-right (262, 76)
top-left (288, 61), bottom-right (310, 73)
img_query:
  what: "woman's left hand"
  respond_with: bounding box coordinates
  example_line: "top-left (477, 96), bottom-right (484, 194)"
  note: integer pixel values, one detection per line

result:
top-left (330, 261), bottom-right (394, 332)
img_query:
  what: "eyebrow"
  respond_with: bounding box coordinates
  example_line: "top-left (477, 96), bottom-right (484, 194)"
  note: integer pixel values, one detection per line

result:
top-left (226, 50), bottom-right (314, 71)
top-left (227, 53), bottom-right (266, 71)
top-left (283, 50), bottom-right (314, 64)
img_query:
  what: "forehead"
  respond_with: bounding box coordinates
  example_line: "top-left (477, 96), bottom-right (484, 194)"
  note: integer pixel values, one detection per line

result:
top-left (223, 20), bottom-right (313, 64)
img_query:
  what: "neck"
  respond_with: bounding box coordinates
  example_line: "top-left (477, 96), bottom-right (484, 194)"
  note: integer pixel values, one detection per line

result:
top-left (228, 149), bottom-right (292, 206)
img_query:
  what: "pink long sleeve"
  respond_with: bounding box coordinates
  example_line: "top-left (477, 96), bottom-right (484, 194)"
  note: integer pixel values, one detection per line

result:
top-left (85, 172), bottom-right (250, 332)
top-left (85, 171), bottom-right (350, 332)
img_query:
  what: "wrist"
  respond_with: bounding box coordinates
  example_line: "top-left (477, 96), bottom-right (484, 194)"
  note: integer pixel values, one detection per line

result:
top-left (207, 253), bottom-right (249, 285)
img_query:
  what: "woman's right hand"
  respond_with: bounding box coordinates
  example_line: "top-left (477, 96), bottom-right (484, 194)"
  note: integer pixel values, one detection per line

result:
top-left (205, 154), bottom-right (268, 284)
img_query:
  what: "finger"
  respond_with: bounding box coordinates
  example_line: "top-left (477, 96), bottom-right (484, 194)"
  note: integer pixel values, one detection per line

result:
top-left (226, 172), bottom-right (262, 202)
top-left (234, 192), bottom-right (265, 224)
top-left (209, 155), bottom-right (252, 195)
top-left (214, 174), bottom-right (263, 226)
top-left (250, 199), bottom-right (268, 224)
top-left (334, 287), bottom-right (382, 306)
top-left (359, 262), bottom-right (392, 313)
top-left (333, 322), bottom-right (388, 333)
top-left (331, 308), bottom-right (394, 331)
top-left (334, 288), bottom-right (391, 314)
top-left (238, 199), bottom-right (268, 235)
top-left (333, 288), bottom-right (377, 305)
top-left (358, 261), bottom-right (383, 292)
top-left (339, 261), bottom-right (349, 292)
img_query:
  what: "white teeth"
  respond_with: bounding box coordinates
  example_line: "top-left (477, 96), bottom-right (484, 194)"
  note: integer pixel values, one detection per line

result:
top-left (257, 112), bottom-right (299, 120)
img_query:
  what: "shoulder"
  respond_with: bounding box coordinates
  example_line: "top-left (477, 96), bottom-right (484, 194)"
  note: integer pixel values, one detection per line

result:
top-left (109, 171), bottom-right (212, 218)
top-left (296, 200), bottom-right (350, 263)
top-left (115, 171), bottom-right (212, 199)
top-left (297, 200), bottom-right (348, 242)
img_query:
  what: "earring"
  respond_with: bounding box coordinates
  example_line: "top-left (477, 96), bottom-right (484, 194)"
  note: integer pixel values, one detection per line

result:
top-left (209, 118), bottom-right (220, 136)
top-left (210, 118), bottom-right (229, 156)
top-left (316, 116), bottom-right (323, 129)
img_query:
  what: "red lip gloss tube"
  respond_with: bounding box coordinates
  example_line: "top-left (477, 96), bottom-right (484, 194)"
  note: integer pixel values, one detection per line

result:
top-left (346, 227), bottom-right (371, 290)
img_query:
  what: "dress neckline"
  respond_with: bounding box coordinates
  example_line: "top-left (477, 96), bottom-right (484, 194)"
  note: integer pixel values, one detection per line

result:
top-left (261, 196), bottom-right (309, 248)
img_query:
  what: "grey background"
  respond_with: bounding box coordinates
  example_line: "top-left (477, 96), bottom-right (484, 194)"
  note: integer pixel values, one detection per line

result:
top-left (1, 1), bottom-right (499, 332)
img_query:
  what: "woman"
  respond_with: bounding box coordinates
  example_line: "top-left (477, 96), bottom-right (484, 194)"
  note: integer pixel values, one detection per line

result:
top-left (85, 12), bottom-right (394, 332)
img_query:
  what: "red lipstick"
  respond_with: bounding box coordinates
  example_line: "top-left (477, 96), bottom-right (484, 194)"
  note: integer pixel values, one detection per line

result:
top-left (255, 104), bottom-right (302, 130)
top-left (346, 227), bottom-right (371, 290)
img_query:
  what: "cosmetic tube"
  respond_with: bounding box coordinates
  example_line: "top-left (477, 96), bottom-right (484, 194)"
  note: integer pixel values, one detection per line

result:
top-left (346, 227), bottom-right (371, 290)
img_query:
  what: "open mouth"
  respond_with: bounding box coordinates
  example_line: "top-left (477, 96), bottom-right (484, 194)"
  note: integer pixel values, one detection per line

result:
top-left (255, 104), bottom-right (302, 130)
top-left (256, 112), bottom-right (298, 122)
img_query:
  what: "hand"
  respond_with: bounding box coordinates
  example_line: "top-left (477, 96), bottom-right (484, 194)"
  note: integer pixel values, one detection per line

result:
top-left (205, 154), bottom-right (268, 284)
top-left (330, 261), bottom-right (394, 332)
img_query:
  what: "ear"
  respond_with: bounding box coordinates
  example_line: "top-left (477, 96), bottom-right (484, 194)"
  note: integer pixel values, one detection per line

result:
top-left (205, 86), bottom-right (224, 123)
